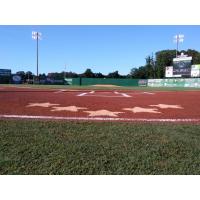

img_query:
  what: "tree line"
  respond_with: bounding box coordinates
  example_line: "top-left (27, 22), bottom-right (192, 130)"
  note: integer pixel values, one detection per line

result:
top-left (130, 49), bottom-right (200, 79)
top-left (15, 49), bottom-right (200, 81)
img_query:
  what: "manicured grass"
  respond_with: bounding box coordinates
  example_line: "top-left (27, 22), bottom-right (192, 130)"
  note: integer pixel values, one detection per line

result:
top-left (1, 83), bottom-right (200, 91)
top-left (0, 120), bottom-right (200, 175)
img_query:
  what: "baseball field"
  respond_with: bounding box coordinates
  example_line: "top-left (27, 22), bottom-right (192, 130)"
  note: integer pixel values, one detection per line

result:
top-left (0, 84), bottom-right (200, 174)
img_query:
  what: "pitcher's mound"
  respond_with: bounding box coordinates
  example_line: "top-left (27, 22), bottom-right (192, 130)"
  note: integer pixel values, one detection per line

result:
top-left (92, 84), bottom-right (121, 87)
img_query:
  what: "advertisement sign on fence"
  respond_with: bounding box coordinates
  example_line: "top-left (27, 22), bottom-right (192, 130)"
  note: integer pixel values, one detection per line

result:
top-left (138, 79), bottom-right (148, 86)
top-left (64, 78), bottom-right (72, 85)
top-left (12, 75), bottom-right (22, 84)
top-left (148, 78), bottom-right (200, 88)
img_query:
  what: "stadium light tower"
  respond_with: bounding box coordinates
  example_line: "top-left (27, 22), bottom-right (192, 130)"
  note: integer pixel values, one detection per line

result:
top-left (173, 34), bottom-right (184, 58)
top-left (32, 31), bottom-right (42, 80)
top-left (64, 64), bottom-right (67, 79)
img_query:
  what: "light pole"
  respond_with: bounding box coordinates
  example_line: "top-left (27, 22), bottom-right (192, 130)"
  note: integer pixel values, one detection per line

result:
top-left (32, 31), bottom-right (42, 81)
top-left (173, 34), bottom-right (184, 58)
top-left (64, 64), bottom-right (67, 79)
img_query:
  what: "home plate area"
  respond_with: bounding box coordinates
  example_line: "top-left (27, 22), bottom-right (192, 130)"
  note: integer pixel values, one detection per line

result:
top-left (77, 90), bottom-right (132, 98)
top-left (0, 89), bottom-right (200, 123)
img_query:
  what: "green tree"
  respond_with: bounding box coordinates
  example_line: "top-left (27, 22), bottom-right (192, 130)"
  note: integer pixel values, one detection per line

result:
top-left (145, 55), bottom-right (155, 78)
top-left (186, 49), bottom-right (200, 64)
top-left (16, 71), bottom-right (26, 82)
top-left (83, 68), bottom-right (95, 78)
top-left (130, 67), bottom-right (139, 78)
top-left (39, 73), bottom-right (47, 80)
top-left (107, 71), bottom-right (120, 78)
top-left (25, 71), bottom-right (33, 80)
top-left (155, 50), bottom-right (176, 78)
top-left (94, 72), bottom-right (105, 78)
top-left (129, 66), bottom-right (147, 79)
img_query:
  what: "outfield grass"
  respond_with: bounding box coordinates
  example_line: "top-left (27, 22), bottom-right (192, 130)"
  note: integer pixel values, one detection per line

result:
top-left (1, 83), bottom-right (200, 91)
top-left (0, 120), bottom-right (200, 175)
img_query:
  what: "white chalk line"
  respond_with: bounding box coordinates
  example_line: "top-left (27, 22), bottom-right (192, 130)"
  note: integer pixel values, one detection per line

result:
top-left (0, 114), bottom-right (200, 123)
top-left (7, 86), bottom-right (32, 89)
top-left (77, 91), bottom-right (94, 96)
top-left (142, 92), bottom-right (155, 95)
top-left (114, 91), bottom-right (131, 97)
top-left (77, 92), bottom-right (88, 96)
top-left (78, 91), bottom-right (132, 98)
top-left (78, 95), bottom-right (128, 98)
top-left (54, 89), bottom-right (68, 93)
top-left (121, 93), bottom-right (132, 97)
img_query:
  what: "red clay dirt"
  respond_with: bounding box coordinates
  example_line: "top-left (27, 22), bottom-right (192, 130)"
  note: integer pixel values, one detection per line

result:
top-left (0, 86), bottom-right (200, 123)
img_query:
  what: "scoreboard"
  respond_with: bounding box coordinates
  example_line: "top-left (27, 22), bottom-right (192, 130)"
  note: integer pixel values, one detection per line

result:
top-left (0, 69), bottom-right (11, 84)
top-left (0, 69), bottom-right (11, 76)
top-left (173, 56), bottom-right (192, 77)
top-left (165, 55), bottom-right (195, 78)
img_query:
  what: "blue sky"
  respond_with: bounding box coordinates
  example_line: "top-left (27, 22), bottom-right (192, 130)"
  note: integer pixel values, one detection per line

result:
top-left (1, 25), bottom-right (200, 75)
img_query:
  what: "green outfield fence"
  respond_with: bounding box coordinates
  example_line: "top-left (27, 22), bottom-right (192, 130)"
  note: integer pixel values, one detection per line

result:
top-left (72, 78), bottom-right (140, 86)
top-left (1, 76), bottom-right (200, 88)
top-left (71, 77), bottom-right (200, 88)
top-left (148, 78), bottom-right (200, 88)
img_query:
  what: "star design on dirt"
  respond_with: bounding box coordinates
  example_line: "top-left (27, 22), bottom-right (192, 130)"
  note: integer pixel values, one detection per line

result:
top-left (26, 102), bottom-right (60, 107)
top-left (150, 104), bottom-right (183, 109)
top-left (84, 110), bottom-right (123, 117)
top-left (123, 107), bottom-right (161, 114)
top-left (51, 106), bottom-right (87, 112)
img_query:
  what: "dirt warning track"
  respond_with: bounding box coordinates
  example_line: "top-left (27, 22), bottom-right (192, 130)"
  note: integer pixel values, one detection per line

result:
top-left (0, 86), bottom-right (200, 123)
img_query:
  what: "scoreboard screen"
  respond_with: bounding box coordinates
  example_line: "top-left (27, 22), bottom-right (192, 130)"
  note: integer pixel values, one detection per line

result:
top-left (173, 57), bottom-right (192, 77)
top-left (0, 69), bottom-right (11, 76)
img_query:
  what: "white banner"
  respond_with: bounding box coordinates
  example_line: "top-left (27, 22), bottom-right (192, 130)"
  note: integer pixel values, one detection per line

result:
top-left (165, 66), bottom-right (173, 77)
top-left (191, 65), bottom-right (200, 77)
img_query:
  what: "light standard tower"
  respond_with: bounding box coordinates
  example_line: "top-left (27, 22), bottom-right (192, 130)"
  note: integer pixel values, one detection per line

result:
top-left (173, 34), bottom-right (184, 58)
top-left (64, 64), bottom-right (67, 79)
top-left (32, 31), bottom-right (42, 81)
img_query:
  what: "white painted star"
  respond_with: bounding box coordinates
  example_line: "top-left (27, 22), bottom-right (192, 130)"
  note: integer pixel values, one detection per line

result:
top-left (51, 106), bottom-right (87, 112)
top-left (150, 104), bottom-right (183, 109)
top-left (26, 102), bottom-right (60, 107)
top-left (123, 107), bottom-right (161, 114)
top-left (84, 110), bottom-right (123, 117)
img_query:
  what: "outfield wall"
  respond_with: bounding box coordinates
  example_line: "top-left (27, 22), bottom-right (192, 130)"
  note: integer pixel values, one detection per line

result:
top-left (148, 78), bottom-right (200, 88)
top-left (72, 78), bottom-right (140, 86)
top-left (72, 77), bottom-right (200, 88)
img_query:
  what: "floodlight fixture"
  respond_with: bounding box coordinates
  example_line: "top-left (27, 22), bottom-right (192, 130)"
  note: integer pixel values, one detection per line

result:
top-left (173, 34), bottom-right (184, 57)
top-left (32, 31), bottom-right (42, 40)
top-left (32, 31), bottom-right (42, 80)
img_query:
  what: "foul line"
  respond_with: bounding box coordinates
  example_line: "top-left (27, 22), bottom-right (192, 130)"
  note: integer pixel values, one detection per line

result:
top-left (54, 89), bottom-right (67, 93)
top-left (143, 92), bottom-right (155, 95)
top-left (77, 91), bottom-right (94, 96)
top-left (115, 91), bottom-right (131, 97)
top-left (77, 92), bottom-right (88, 96)
top-left (121, 93), bottom-right (131, 97)
top-left (80, 95), bottom-right (128, 98)
top-left (0, 114), bottom-right (200, 123)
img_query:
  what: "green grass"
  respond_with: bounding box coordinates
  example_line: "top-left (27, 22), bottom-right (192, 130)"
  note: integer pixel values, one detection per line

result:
top-left (1, 83), bottom-right (200, 91)
top-left (0, 120), bottom-right (200, 175)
